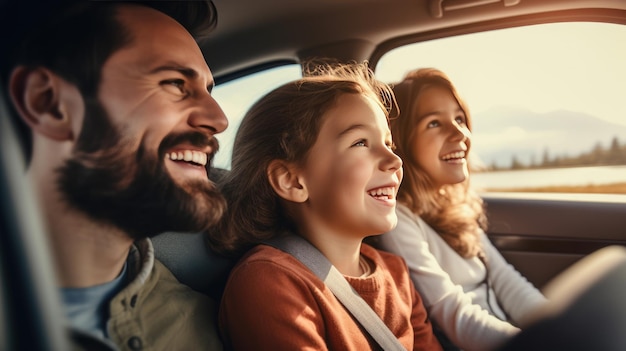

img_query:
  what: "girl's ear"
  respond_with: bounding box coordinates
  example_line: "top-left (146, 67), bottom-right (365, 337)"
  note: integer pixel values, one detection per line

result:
top-left (9, 66), bottom-right (76, 141)
top-left (267, 159), bottom-right (308, 203)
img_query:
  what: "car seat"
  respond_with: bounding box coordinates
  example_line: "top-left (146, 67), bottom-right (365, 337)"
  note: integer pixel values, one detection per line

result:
top-left (152, 230), bottom-right (235, 301)
top-left (152, 166), bottom-right (235, 301)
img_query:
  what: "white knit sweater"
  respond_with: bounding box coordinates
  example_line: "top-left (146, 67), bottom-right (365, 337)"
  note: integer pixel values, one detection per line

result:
top-left (377, 204), bottom-right (547, 351)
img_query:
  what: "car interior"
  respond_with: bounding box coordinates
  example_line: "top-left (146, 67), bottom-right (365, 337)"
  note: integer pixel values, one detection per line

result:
top-left (2, 0), bottom-right (626, 349)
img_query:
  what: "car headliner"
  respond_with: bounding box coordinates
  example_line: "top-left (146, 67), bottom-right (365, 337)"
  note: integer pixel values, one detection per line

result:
top-left (203, 0), bottom-right (626, 83)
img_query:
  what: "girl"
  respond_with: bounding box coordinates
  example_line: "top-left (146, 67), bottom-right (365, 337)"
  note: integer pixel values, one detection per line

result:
top-left (376, 68), bottom-right (547, 351)
top-left (209, 62), bottom-right (443, 350)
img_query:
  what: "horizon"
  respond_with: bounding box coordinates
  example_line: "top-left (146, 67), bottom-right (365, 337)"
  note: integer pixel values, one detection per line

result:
top-left (471, 105), bottom-right (626, 168)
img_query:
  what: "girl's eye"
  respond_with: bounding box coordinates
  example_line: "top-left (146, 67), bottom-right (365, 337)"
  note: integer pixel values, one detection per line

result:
top-left (352, 139), bottom-right (367, 147)
top-left (426, 120), bottom-right (440, 128)
top-left (455, 116), bottom-right (467, 125)
top-left (161, 79), bottom-right (188, 96)
top-left (386, 141), bottom-right (396, 151)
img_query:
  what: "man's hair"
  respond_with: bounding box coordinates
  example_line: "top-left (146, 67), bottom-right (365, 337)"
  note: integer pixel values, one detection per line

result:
top-left (0, 0), bottom-right (217, 159)
top-left (207, 61), bottom-right (395, 256)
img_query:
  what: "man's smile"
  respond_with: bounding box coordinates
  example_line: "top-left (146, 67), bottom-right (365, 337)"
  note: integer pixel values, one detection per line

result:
top-left (165, 149), bottom-right (209, 166)
top-left (164, 147), bottom-right (214, 182)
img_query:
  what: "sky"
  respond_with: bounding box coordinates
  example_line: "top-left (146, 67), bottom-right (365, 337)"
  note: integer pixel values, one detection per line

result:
top-left (212, 21), bottom-right (626, 168)
top-left (375, 22), bottom-right (626, 127)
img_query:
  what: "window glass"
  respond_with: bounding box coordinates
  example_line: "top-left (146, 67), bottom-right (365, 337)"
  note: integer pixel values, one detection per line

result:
top-left (212, 64), bottom-right (302, 169)
top-left (376, 22), bottom-right (626, 194)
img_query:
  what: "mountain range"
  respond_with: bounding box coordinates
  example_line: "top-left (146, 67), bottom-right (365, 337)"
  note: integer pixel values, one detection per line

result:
top-left (470, 106), bottom-right (626, 168)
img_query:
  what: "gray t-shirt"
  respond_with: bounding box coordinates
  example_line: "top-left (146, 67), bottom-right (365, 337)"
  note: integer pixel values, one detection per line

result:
top-left (61, 262), bottom-right (128, 339)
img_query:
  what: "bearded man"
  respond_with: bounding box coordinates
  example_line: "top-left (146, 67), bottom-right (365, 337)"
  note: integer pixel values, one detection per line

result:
top-left (3, 1), bottom-right (228, 349)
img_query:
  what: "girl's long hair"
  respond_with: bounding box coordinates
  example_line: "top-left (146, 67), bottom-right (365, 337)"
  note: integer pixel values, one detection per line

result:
top-left (391, 68), bottom-right (487, 258)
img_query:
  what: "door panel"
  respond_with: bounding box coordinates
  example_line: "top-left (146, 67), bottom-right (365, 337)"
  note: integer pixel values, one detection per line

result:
top-left (484, 193), bottom-right (626, 289)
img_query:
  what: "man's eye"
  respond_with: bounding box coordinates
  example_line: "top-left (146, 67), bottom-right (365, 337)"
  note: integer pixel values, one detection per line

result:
top-left (161, 79), bottom-right (187, 95)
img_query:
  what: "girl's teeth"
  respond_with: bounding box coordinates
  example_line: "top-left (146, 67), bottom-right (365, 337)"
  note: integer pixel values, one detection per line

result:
top-left (442, 151), bottom-right (465, 160)
top-left (369, 187), bottom-right (393, 197)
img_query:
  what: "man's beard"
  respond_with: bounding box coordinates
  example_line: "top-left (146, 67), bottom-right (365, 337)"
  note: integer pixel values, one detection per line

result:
top-left (56, 98), bottom-right (226, 240)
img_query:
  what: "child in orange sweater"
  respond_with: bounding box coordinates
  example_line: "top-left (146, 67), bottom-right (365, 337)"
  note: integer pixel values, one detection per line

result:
top-left (210, 62), bottom-right (442, 351)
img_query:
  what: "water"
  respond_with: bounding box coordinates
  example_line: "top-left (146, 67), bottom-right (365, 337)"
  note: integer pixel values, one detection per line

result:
top-left (472, 165), bottom-right (626, 190)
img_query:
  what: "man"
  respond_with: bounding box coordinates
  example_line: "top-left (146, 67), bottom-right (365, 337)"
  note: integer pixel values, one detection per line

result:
top-left (2, 0), bottom-right (227, 349)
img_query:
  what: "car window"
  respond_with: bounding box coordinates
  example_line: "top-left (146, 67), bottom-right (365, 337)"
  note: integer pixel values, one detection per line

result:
top-left (376, 22), bottom-right (626, 195)
top-left (212, 64), bottom-right (303, 169)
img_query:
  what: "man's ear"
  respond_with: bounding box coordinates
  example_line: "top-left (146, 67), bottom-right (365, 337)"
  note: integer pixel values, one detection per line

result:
top-left (267, 160), bottom-right (308, 203)
top-left (9, 66), bottom-right (76, 141)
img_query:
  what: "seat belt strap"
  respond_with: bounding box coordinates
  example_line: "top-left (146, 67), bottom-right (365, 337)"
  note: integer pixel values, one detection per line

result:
top-left (266, 235), bottom-right (406, 351)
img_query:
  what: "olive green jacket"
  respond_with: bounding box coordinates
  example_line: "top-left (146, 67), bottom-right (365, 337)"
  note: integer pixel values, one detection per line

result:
top-left (71, 239), bottom-right (222, 351)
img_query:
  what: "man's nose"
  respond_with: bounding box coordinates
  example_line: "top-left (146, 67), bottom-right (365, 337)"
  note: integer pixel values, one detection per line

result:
top-left (188, 93), bottom-right (229, 134)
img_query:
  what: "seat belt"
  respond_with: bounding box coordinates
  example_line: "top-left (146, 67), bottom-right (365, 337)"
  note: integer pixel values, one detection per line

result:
top-left (266, 235), bottom-right (407, 351)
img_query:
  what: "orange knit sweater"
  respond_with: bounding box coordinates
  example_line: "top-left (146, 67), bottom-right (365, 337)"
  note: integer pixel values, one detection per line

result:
top-left (219, 243), bottom-right (443, 351)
